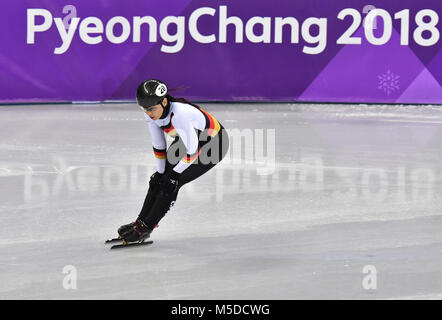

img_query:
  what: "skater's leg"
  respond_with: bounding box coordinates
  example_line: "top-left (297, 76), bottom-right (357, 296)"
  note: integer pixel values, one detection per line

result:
top-left (131, 127), bottom-right (229, 234)
top-left (179, 126), bottom-right (229, 186)
top-left (118, 138), bottom-right (182, 240)
top-left (137, 172), bottom-right (163, 220)
top-left (130, 137), bottom-right (182, 224)
top-left (117, 171), bottom-right (163, 237)
top-left (142, 187), bottom-right (179, 230)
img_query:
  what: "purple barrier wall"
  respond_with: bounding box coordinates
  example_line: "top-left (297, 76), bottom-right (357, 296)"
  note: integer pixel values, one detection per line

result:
top-left (0, 0), bottom-right (441, 104)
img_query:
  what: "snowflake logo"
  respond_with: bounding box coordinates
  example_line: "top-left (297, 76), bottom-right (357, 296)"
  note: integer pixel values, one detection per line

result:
top-left (378, 70), bottom-right (400, 95)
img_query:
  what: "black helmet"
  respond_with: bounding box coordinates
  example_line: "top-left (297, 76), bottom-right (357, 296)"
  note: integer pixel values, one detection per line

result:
top-left (136, 79), bottom-right (168, 107)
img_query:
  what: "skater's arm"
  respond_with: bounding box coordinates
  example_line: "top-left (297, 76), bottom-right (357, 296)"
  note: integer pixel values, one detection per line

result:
top-left (171, 116), bottom-right (200, 174)
top-left (147, 121), bottom-right (167, 174)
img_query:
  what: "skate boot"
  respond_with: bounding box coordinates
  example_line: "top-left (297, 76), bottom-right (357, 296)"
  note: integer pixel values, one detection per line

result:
top-left (117, 222), bottom-right (135, 238)
top-left (120, 218), bottom-right (153, 243)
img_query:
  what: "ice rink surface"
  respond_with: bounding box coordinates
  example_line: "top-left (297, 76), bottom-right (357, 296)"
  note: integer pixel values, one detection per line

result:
top-left (0, 102), bottom-right (441, 300)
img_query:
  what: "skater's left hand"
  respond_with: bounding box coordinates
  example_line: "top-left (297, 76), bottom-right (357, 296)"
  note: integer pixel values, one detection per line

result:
top-left (160, 170), bottom-right (180, 195)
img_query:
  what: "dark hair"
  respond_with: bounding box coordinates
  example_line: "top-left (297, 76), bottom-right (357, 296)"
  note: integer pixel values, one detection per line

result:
top-left (167, 94), bottom-right (202, 110)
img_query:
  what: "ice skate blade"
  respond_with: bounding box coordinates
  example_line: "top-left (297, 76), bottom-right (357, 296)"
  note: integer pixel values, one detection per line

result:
top-left (105, 237), bottom-right (122, 244)
top-left (110, 240), bottom-right (154, 250)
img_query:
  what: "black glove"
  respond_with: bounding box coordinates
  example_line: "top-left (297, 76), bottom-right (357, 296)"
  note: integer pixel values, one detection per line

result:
top-left (149, 171), bottom-right (164, 187)
top-left (159, 170), bottom-right (180, 195)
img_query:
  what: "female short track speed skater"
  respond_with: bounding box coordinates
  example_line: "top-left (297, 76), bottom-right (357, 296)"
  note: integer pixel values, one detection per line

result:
top-left (117, 79), bottom-right (229, 244)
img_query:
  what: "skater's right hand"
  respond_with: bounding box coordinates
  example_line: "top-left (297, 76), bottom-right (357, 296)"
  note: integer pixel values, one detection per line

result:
top-left (149, 171), bottom-right (164, 187)
top-left (159, 170), bottom-right (180, 195)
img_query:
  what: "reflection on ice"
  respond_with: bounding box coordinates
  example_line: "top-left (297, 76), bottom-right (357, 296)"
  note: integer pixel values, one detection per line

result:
top-left (17, 149), bottom-right (440, 222)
